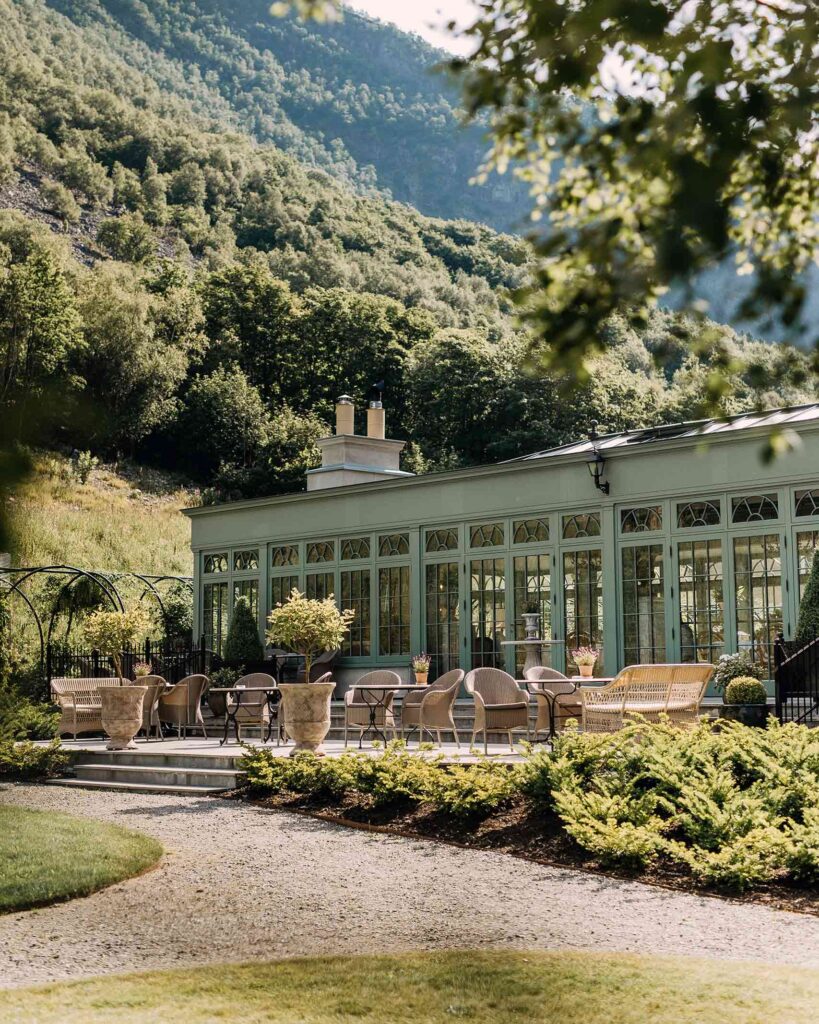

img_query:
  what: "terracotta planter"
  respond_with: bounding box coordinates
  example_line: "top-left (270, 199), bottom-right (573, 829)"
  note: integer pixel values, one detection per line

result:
top-left (100, 685), bottom-right (147, 750)
top-left (414, 672), bottom-right (428, 685)
top-left (279, 681), bottom-right (335, 756)
top-left (578, 664), bottom-right (594, 678)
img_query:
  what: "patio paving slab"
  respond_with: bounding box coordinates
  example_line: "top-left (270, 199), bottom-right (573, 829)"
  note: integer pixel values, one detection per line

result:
top-left (2, 782), bottom-right (819, 989)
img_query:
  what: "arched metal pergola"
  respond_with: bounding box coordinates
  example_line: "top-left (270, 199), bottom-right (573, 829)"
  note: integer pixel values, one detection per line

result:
top-left (0, 564), bottom-right (193, 671)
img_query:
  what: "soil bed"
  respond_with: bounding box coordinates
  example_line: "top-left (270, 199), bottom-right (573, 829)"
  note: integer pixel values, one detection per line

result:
top-left (239, 789), bottom-right (819, 917)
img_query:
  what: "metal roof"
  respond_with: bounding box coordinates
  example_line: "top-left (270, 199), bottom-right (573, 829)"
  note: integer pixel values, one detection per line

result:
top-left (506, 403), bottom-right (819, 463)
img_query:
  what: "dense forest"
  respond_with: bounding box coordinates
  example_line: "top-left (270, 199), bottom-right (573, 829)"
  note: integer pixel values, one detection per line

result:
top-left (0, 0), bottom-right (814, 506)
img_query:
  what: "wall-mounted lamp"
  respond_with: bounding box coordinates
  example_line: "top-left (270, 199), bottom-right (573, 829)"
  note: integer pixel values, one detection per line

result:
top-left (586, 421), bottom-right (610, 494)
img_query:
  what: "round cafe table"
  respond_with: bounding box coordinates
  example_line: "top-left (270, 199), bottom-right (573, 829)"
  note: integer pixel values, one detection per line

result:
top-left (354, 682), bottom-right (424, 746)
top-left (524, 677), bottom-right (614, 740)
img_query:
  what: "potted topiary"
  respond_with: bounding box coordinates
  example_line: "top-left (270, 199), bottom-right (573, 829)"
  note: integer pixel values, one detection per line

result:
top-left (82, 607), bottom-right (150, 750)
top-left (223, 596), bottom-right (264, 665)
top-left (266, 589), bottom-right (354, 755)
top-left (719, 676), bottom-right (770, 727)
top-left (206, 665), bottom-right (244, 719)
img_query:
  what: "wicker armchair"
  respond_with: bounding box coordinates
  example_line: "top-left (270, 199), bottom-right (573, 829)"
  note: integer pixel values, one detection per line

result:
top-left (344, 670), bottom-right (401, 747)
top-left (581, 663), bottom-right (713, 733)
top-left (464, 667), bottom-right (530, 753)
top-left (51, 677), bottom-right (124, 739)
top-left (158, 674), bottom-right (209, 738)
top-left (524, 666), bottom-right (578, 737)
top-left (401, 669), bottom-right (464, 747)
top-left (133, 676), bottom-right (166, 740)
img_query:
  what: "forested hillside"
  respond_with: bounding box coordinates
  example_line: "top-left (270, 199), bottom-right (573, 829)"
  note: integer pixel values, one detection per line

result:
top-left (0, 0), bottom-right (813, 516)
top-left (40, 0), bottom-right (529, 231)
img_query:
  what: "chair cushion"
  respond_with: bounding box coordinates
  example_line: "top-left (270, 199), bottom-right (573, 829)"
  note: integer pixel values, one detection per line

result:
top-left (485, 701), bottom-right (528, 711)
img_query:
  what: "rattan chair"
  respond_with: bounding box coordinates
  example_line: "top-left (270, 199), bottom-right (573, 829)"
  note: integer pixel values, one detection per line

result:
top-left (133, 676), bottom-right (166, 740)
top-left (464, 667), bottom-right (530, 753)
top-left (158, 674), bottom-right (209, 738)
top-left (524, 666), bottom-right (578, 737)
top-left (51, 677), bottom-right (124, 739)
top-left (580, 663), bottom-right (714, 733)
top-left (401, 669), bottom-right (464, 747)
top-left (344, 670), bottom-right (401, 747)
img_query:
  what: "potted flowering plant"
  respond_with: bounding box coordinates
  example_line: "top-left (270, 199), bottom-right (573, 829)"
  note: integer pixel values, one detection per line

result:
top-left (412, 653), bottom-right (431, 684)
top-left (571, 646), bottom-right (598, 678)
top-left (133, 661), bottom-right (153, 678)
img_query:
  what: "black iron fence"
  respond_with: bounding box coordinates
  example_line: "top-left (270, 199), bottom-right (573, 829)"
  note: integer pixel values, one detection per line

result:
top-left (774, 633), bottom-right (819, 724)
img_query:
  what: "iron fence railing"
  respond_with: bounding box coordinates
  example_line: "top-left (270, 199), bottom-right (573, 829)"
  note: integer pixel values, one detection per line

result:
top-left (774, 633), bottom-right (819, 725)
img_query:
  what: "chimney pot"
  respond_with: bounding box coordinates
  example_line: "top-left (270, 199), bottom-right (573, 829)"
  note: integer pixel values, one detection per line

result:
top-left (367, 400), bottom-right (385, 440)
top-left (336, 395), bottom-right (355, 436)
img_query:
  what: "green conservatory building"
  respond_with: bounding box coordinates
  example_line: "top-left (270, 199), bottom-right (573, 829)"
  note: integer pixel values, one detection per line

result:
top-left (184, 399), bottom-right (819, 694)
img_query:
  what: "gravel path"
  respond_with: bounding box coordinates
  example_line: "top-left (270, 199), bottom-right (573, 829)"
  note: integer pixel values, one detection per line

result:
top-left (3, 782), bottom-right (819, 989)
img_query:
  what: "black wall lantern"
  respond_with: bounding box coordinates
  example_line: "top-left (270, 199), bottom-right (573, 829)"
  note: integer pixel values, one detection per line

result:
top-left (586, 421), bottom-right (610, 494)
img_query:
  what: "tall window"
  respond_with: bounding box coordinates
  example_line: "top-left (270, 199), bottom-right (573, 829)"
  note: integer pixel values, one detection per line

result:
top-left (379, 566), bottom-right (410, 656)
top-left (233, 579), bottom-right (259, 619)
top-left (563, 549), bottom-right (603, 669)
top-left (271, 575), bottom-right (298, 609)
top-left (798, 531), bottom-right (819, 595)
top-left (341, 569), bottom-right (371, 656)
top-left (678, 539), bottom-right (724, 663)
top-left (621, 545), bottom-right (665, 664)
top-left (734, 534), bottom-right (782, 672)
top-left (470, 558), bottom-right (505, 668)
top-left (513, 554), bottom-right (550, 673)
top-left (203, 581), bottom-right (228, 654)
top-left (306, 572), bottom-right (334, 601)
top-left (425, 562), bottom-right (460, 678)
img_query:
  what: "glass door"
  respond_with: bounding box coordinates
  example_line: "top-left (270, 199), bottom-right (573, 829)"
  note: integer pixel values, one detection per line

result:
top-left (620, 543), bottom-right (666, 665)
top-left (424, 561), bottom-right (460, 680)
top-left (470, 557), bottom-right (506, 668)
top-left (676, 538), bottom-right (725, 663)
top-left (562, 548), bottom-right (603, 673)
top-left (732, 531), bottom-right (783, 675)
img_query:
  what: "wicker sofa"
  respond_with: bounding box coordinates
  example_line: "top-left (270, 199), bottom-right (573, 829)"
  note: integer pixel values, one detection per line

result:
top-left (51, 677), bottom-right (125, 739)
top-left (580, 663), bottom-right (714, 733)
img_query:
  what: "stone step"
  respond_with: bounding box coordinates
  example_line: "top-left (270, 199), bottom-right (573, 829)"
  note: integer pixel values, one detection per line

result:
top-left (70, 762), bottom-right (240, 790)
top-left (74, 749), bottom-right (243, 770)
top-left (47, 778), bottom-right (225, 796)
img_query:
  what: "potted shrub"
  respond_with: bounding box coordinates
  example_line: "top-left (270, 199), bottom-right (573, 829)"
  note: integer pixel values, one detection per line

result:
top-left (82, 608), bottom-right (150, 750)
top-left (266, 589), bottom-right (354, 755)
top-left (207, 665), bottom-right (244, 719)
top-left (412, 653), bottom-right (431, 685)
top-left (223, 596), bottom-right (264, 664)
top-left (571, 646), bottom-right (598, 678)
top-left (719, 676), bottom-right (770, 727)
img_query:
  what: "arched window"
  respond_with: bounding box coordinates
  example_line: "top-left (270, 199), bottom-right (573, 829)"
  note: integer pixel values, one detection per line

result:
top-left (271, 545), bottom-right (299, 567)
top-left (620, 507), bottom-right (662, 534)
top-left (425, 528), bottom-right (458, 552)
top-left (306, 541), bottom-right (335, 564)
top-left (512, 518), bottom-right (549, 544)
top-left (233, 550), bottom-right (259, 571)
top-left (731, 494), bottom-right (778, 524)
top-left (340, 537), bottom-right (370, 560)
top-left (676, 500), bottom-right (721, 528)
top-left (378, 533), bottom-right (409, 557)
top-left (562, 513), bottom-right (601, 539)
top-left (470, 523), bottom-right (504, 548)
top-left (203, 553), bottom-right (228, 574)
top-left (795, 489), bottom-right (819, 518)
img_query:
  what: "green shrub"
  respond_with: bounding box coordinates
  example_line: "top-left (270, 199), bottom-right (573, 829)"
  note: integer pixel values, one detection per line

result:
top-left (0, 739), bottom-right (69, 780)
top-left (711, 652), bottom-right (763, 693)
top-left (223, 596), bottom-right (264, 664)
top-left (796, 550), bottom-right (819, 646)
top-left (0, 690), bottom-right (59, 741)
top-left (426, 760), bottom-right (520, 819)
top-left (724, 677), bottom-right (768, 705)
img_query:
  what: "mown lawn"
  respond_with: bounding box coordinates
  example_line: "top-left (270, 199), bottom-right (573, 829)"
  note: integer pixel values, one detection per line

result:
top-left (0, 951), bottom-right (816, 1023)
top-left (0, 807), bottom-right (162, 913)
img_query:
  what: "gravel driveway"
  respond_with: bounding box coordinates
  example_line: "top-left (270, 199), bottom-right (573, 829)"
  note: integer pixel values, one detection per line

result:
top-left (3, 782), bottom-right (819, 989)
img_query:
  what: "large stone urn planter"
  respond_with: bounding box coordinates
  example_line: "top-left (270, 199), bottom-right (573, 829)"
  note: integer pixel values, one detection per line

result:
top-left (100, 685), bottom-right (147, 750)
top-left (279, 681), bottom-right (335, 756)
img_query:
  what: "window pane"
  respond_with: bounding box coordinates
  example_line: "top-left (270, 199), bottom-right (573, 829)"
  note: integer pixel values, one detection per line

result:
top-left (620, 507), bottom-right (663, 534)
top-left (795, 489), bottom-right (819, 518)
top-left (340, 537), bottom-right (370, 560)
top-left (513, 554), bottom-right (551, 673)
top-left (734, 534), bottom-right (781, 673)
top-left (271, 545), bottom-right (299, 567)
top-left (425, 528), bottom-right (459, 553)
top-left (379, 566), bottom-right (410, 655)
top-left (204, 553), bottom-right (228, 574)
top-left (513, 519), bottom-right (549, 544)
top-left (798, 531), bottom-right (819, 596)
top-left (233, 579), bottom-right (259, 620)
top-left (271, 575), bottom-right (299, 609)
top-left (203, 581), bottom-right (228, 654)
top-left (470, 558), bottom-right (505, 668)
top-left (378, 533), bottom-right (409, 557)
top-left (731, 494), bottom-right (778, 524)
top-left (305, 572), bottom-right (334, 601)
top-left (677, 500), bottom-right (721, 528)
top-left (341, 569), bottom-right (371, 656)
top-left (563, 549), bottom-right (603, 672)
top-left (621, 545), bottom-right (665, 664)
top-left (306, 541), bottom-right (334, 564)
top-left (425, 562), bottom-right (460, 679)
top-left (678, 539), bottom-right (724, 663)
top-left (562, 513), bottom-right (601, 539)
top-left (470, 523), bottom-right (504, 548)
top-left (233, 550), bottom-right (259, 572)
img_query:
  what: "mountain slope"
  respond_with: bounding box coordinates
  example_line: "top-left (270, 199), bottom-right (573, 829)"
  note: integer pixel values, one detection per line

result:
top-left (41, 0), bottom-right (528, 230)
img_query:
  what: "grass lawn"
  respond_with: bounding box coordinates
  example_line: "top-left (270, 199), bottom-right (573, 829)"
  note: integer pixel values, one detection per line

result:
top-left (0, 951), bottom-right (816, 1023)
top-left (0, 807), bottom-right (162, 913)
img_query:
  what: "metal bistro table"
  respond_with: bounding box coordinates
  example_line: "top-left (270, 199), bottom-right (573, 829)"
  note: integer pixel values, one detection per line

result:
top-left (355, 682), bottom-right (425, 746)
top-left (525, 677), bottom-right (614, 741)
top-left (211, 687), bottom-right (283, 746)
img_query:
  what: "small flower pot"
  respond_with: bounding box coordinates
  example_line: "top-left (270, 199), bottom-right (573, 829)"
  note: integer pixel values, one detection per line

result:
top-left (578, 664), bottom-right (594, 678)
top-left (719, 703), bottom-right (769, 728)
top-left (414, 672), bottom-right (429, 685)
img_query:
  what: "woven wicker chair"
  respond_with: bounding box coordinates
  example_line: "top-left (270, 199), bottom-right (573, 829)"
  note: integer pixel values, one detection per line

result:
top-left (132, 676), bottom-right (166, 740)
top-left (524, 666), bottom-right (578, 737)
top-left (401, 669), bottom-right (464, 747)
top-left (51, 677), bottom-right (124, 739)
top-left (158, 674), bottom-right (209, 738)
top-left (344, 670), bottom-right (401, 747)
top-left (581, 663), bottom-right (713, 733)
top-left (464, 667), bottom-right (530, 754)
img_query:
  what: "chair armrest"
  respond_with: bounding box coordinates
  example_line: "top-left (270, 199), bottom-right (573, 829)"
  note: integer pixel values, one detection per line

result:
top-left (345, 689), bottom-right (355, 705)
top-left (54, 692), bottom-right (76, 709)
top-left (418, 689), bottom-right (450, 710)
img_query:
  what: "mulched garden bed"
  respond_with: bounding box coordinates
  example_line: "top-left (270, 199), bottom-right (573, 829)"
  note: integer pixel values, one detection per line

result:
top-left (231, 788), bottom-right (819, 917)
